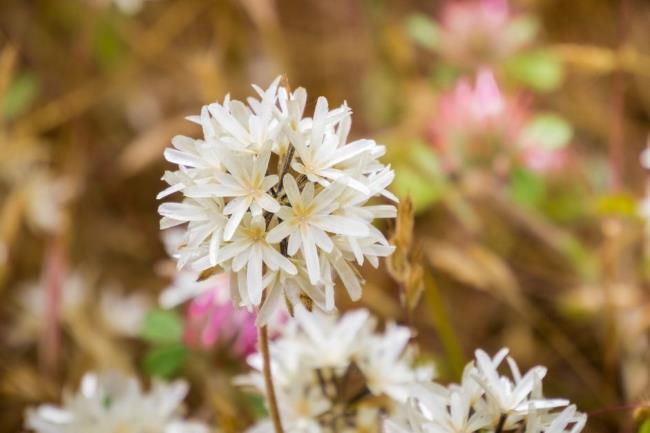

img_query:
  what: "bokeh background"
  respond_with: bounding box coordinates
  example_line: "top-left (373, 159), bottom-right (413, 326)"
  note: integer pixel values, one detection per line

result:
top-left (1, 0), bottom-right (649, 432)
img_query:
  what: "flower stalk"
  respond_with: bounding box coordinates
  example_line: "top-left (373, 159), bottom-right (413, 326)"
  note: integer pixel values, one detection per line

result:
top-left (259, 323), bottom-right (285, 433)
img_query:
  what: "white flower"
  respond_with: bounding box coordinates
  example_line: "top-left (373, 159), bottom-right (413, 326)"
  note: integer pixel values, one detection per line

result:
top-left (159, 198), bottom-right (227, 269)
top-left (10, 272), bottom-right (149, 344)
top-left (525, 405), bottom-right (587, 433)
top-left (158, 77), bottom-right (397, 321)
top-left (185, 150), bottom-right (280, 240)
top-left (24, 172), bottom-right (75, 234)
top-left (292, 306), bottom-right (370, 369)
top-left (289, 98), bottom-right (372, 193)
top-left (472, 348), bottom-right (568, 418)
top-left (411, 388), bottom-right (491, 433)
top-left (99, 289), bottom-right (149, 337)
top-left (357, 323), bottom-right (434, 402)
top-left (217, 215), bottom-right (296, 305)
top-left (266, 175), bottom-right (369, 284)
top-left (236, 308), bottom-right (432, 433)
top-left (383, 348), bottom-right (586, 433)
top-left (24, 372), bottom-right (210, 433)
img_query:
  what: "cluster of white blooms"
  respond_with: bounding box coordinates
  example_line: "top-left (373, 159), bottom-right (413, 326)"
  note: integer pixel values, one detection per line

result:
top-left (236, 307), bottom-right (434, 433)
top-left (385, 348), bottom-right (587, 433)
top-left (158, 77), bottom-right (396, 324)
top-left (25, 372), bottom-right (209, 433)
top-left (9, 272), bottom-right (149, 345)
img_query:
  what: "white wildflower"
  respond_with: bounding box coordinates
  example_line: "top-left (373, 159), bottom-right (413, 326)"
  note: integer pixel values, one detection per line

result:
top-left (158, 77), bottom-right (396, 322)
top-left (10, 272), bottom-right (149, 344)
top-left (217, 215), bottom-right (296, 305)
top-left (357, 322), bottom-right (434, 402)
top-left (266, 175), bottom-right (368, 284)
top-left (185, 150), bottom-right (280, 240)
top-left (24, 172), bottom-right (75, 234)
top-left (99, 288), bottom-right (149, 337)
top-left (236, 308), bottom-right (432, 433)
top-left (24, 372), bottom-right (210, 433)
top-left (384, 349), bottom-right (586, 433)
top-left (472, 348), bottom-right (568, 419)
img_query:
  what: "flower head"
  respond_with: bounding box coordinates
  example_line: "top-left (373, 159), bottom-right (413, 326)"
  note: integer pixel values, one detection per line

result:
top-left (25, 372), bottom-right (209, 433)
top-left (438, 0), bottom-right (537, 69)
top-left (236, 308), bottom-right (433, 433)
top-left (384, 348), bottom-right (586, 433)
top-left (430, 69), bottom-right (527, 170)
top-left (158, 77), bottom-right (396, 323)
top-left (430, 69), bottom-right (568, 174)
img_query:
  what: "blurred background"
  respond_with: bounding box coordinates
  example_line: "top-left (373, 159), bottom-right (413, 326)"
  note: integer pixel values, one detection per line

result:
top-left (1, 0), bottom-right (649, 431)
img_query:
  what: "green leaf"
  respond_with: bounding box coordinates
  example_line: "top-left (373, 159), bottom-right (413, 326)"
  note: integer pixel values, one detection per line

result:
top-left (393, 169), bottom-right (440, 212)
top-left (392, 141), bottom-right (446, 212)
top-left (410, 140), bottom-right (442, 175)
top-left (431, 64), bottom-right (460, 89)
top-left (638, 418), bottom-right (650, 433)
top-left (406, 14), bottom-right (440, 50)
top-left (504, 50), bottom-right (564, 92)
top-left (93, 17), bottom-right (126, 69)
top-left (2, 72), bottom-right (39, 120)
top-left (521, 114), bottom-right (573, 150)
top-left (508, 167), bottom-right (546, 208)
top-left (140, 309), bottom-right (183, 344)
top-left (143, 343), bottom-right (187, 378)
top-left (245, 394), bottom-right (268, 418)
top-left (595, 193), bottom-right (638, 217)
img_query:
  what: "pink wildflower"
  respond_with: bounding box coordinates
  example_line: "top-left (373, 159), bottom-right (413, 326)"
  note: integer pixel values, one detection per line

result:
top-left (439, 0), bottom-right (534, 69)
top-left (430, 69), bottom-right (527, 169)
top-left (429, 69), bottom-right (568, 173)
top-left (183, 273), bottom-right (285, 356)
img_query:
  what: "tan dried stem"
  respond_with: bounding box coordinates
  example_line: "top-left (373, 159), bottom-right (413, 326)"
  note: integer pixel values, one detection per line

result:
top-left (258, 290), bottom-right (285, 433)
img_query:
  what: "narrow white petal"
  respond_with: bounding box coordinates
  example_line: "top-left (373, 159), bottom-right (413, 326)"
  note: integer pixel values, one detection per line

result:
top-left (301, 226), bottom-right (320, 284)
top-left (283, 174), bottom-right (301, 206)
top-left (266, 221), bottom-right (293, 244)
top-left (224, 200), bottom-right (250, 241)
top-left (312, 215), bottom-right (369, 237)
top-left (247, 247), bottom-right (264, 305)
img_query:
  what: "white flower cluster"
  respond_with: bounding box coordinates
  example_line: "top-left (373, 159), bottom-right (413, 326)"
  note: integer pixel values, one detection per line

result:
top-left (236, 307), bottom-right (434, 433)
top-left (385, 348), bottom-right (587, 433)
top-left (25, 372), bottom-right (209, 433)
top-left (158, 77), bottom-right (396, 324)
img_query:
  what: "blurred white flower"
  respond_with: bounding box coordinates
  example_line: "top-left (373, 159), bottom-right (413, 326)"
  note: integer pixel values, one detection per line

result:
top-left (9, 273), bottom-right (86, 345)
top-left (357, 322), bottom-right (434, 402)
top-left (158, 77), bottom-right (396, 323)
top-left (25, 372), bottom-right (210, 433)
top-left (10, 272), bottom-right (150, 344)
top-left (24, 172), bottom-right (75, 234)
top-left (236, 307), bottom-right (433, 433)
top-left (99, 288), bottom-right (150, 337)
top-left (384, 348), bottom-right (586, 433)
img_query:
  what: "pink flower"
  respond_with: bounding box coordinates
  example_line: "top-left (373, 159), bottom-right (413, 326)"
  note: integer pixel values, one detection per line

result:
top-left (429, 69), bottom-right (528, 169)
top-left (183, 273), bottom-right (285, 356)
top-left (438, 0), bottom-right (534, 69)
